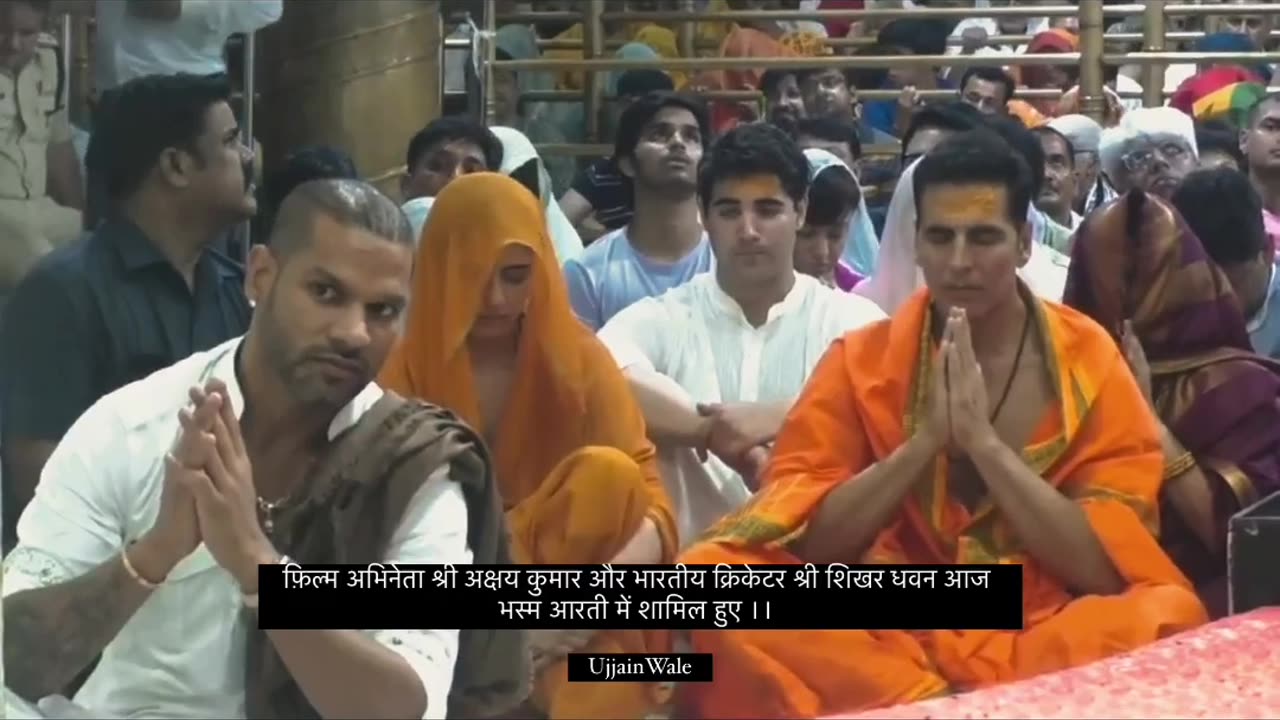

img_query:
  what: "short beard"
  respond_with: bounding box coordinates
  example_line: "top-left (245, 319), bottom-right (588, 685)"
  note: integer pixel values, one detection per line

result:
top-left (256, 291), bottom-right (333, 408)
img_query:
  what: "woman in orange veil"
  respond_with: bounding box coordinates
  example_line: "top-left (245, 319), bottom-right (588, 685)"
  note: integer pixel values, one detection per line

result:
top-left (379, 173), bottom-right (677, 719)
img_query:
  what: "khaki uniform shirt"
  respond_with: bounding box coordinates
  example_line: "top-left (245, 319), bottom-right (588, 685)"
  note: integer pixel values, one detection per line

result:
top-left (0, 36), bottom-right (70, 200)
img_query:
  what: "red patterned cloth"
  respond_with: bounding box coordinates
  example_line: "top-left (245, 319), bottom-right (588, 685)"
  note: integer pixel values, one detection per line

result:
top-left (830, 608), bottom-right (1280, 719)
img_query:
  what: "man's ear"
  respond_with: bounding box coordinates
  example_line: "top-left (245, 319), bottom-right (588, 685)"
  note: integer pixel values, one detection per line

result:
top-left (617, 155), bottom-right (636, 179)
top-left (795, 194), bottom-right (809, 231)
top-left (157, 147), bottom-right (194, 189)
top-left (1017, 221), bottom-right (1033, 268)
top-left (245, 245), bottom-right (277, 308)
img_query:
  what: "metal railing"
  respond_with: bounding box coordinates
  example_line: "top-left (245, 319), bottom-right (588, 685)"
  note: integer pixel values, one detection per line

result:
top-left (51, 1), bottom-right (1280, 174)
top-left (464, 0), bottom-right (1280, 160)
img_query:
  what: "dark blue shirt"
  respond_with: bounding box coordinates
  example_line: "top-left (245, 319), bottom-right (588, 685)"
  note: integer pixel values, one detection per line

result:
top-left (1, 218), bottom-right (251, 538)
top-left (1, 218), bottom-right (251, 442)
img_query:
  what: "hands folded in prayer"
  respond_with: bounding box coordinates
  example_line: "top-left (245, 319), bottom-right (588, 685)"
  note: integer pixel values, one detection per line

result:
top-left (922, 307), bottom-right (1000, 456)
top-left (134, 380), bottom-right (278, 592)
top-left (1121, 319), bottom-right (1153, 406)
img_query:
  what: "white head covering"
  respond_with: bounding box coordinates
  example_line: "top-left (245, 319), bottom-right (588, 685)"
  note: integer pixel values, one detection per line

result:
top-left (802, 148), bottom-right (880, 276)
top-left (490, 126), bottom-right (584, 265)
top-left (1098, 107), bottom-right (1199, 187)
top-left (1048, 113), bottom-right (1118, 212)
top-left (1048, 114), bottom-right (1103, 155)
top-left (401, 196), bottom-right (434, 248)
top-left (854, 158), bottom-right (1068, 315)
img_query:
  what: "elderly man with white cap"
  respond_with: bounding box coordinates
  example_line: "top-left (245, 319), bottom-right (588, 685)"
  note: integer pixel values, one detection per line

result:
top-left (1049, 114), bottom-right (1116, 215)
top-left (1099, 107), bottom-right (1200, 200)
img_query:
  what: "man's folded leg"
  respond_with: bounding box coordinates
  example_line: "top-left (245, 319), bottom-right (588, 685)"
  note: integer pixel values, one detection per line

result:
top-left (682, 628), bottom-right (949, 719)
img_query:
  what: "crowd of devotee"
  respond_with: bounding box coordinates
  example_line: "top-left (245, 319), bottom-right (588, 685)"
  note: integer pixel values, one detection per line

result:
top-left (1, 0), bottom-right (1279, 718)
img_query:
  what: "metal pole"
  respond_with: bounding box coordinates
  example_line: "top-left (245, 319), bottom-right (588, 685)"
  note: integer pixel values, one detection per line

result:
top-left (59, 12), bottom-right (71, 73)
top-left (482, 1), bottom-right (496, 126)
top-left (241, 33), bottom-right (256, 147)
top-left (497, 52), bottom-right (1086, 72)
top-left (677, 0), bottom-right (695, 59)
top-left (584, 0), bottom-right (604, 142)
top-left (58, 11), bottom-right (75, 125)
top-left (1077, 0), bottom-right (1106, 123)
top-left (241, 31), bottom-right (256, 260)
top-left (1141, 0), bottom-right (1167, 107)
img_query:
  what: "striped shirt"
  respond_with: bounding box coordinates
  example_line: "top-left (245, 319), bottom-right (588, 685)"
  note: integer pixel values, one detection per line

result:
top-left (570, 157), bottom-right (633, 231)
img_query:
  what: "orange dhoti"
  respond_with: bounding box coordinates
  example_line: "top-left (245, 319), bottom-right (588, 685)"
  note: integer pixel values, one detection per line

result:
top-left (508, 446), bottom-right (673, 720)
top-left (681, 544), bottom-right (1205, 719)
top-left (676, 289), bottom-right (1209, 719)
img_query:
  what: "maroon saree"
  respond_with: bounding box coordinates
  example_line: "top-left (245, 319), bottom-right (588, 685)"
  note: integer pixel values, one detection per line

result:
top-left (1062, 190), bottom-right (1280, 615)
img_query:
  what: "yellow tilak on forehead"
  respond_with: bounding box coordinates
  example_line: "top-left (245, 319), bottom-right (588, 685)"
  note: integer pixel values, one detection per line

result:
top-left (924, 185), bottom-right (1006, 221)
top-left (723, 174), bottom-right (786, 198)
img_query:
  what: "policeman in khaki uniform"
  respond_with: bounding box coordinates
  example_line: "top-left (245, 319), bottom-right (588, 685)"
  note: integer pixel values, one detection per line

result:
top-left (0, 0), bottom-right (84, 296)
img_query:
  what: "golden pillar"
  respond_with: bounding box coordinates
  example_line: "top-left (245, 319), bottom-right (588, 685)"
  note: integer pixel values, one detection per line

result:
top-left (1076, 0), bottom-right (1106, 124)
top-left (256, 0), bottom-right (444, 200)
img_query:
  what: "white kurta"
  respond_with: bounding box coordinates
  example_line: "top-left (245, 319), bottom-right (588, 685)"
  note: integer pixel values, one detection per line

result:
top-left (598, 273), bottom-right (887, 543)
top-left (3, 337), bottom-right (470, 719)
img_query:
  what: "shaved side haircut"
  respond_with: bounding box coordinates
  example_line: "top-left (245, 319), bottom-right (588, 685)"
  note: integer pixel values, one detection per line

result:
top-left (269, 178), bottom-right (415, 258)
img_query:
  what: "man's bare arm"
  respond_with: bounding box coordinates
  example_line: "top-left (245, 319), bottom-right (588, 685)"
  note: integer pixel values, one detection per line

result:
top-left (969, 435), bottom-right (1126, 596)
top-left (579, 219), bottom-right (609, 243)
top-left (623, 367), bottom-right (712, 448)
top-left (716, 399), bottom-right (792, 451)
top-left (558, 190), bottom-right (610, 242)
top-left (127, 0), bottom-right (182, 21)
top-left (558, 188), bottom-right (594, 225)
top-left (265, 630), bottom-right (427, 720)
top-left (4, 537), bottom-right (173, 700)
top-left (1157, 424), bottom-right (1221, 554)
top-left (794, 433), bottom-right (939, 564)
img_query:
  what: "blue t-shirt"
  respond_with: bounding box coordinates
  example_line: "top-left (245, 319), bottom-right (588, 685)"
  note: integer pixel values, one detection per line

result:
top-left (563, 227), bottom-right (714, 331)
top-left (863, 76), bottom-right (957, 136)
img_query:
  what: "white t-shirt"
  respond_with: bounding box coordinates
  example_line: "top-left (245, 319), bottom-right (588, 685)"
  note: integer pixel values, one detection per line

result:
top-left (598, 273), bottom-right (886, 542)
top-left (94, 0), bottom-right (283, 90)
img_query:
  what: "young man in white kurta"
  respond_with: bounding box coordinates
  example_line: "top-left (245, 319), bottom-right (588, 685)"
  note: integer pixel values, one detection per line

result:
top-left (599, 273), bottom-right (884, 541)
top-left (597, 124), bottom-right (886, 543)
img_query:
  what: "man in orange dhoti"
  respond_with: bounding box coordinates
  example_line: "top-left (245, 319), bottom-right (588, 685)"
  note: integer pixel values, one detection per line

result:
top-left (379, 173), bottom-right (678, 719)
top-left (679, 132), bottom-right (1208, 719)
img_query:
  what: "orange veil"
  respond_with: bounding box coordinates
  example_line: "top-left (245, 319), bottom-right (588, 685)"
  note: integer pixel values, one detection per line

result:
top-left (378, 172), bottom-right (591, 504)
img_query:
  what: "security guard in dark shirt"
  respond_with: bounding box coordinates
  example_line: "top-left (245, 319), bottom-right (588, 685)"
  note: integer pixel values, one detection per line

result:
top-left (1, 73), bottom-right (256, 544)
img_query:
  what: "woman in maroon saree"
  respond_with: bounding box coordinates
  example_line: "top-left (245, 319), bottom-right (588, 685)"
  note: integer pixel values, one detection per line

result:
top-left (1063, 189), bottom-right (1280, 618)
